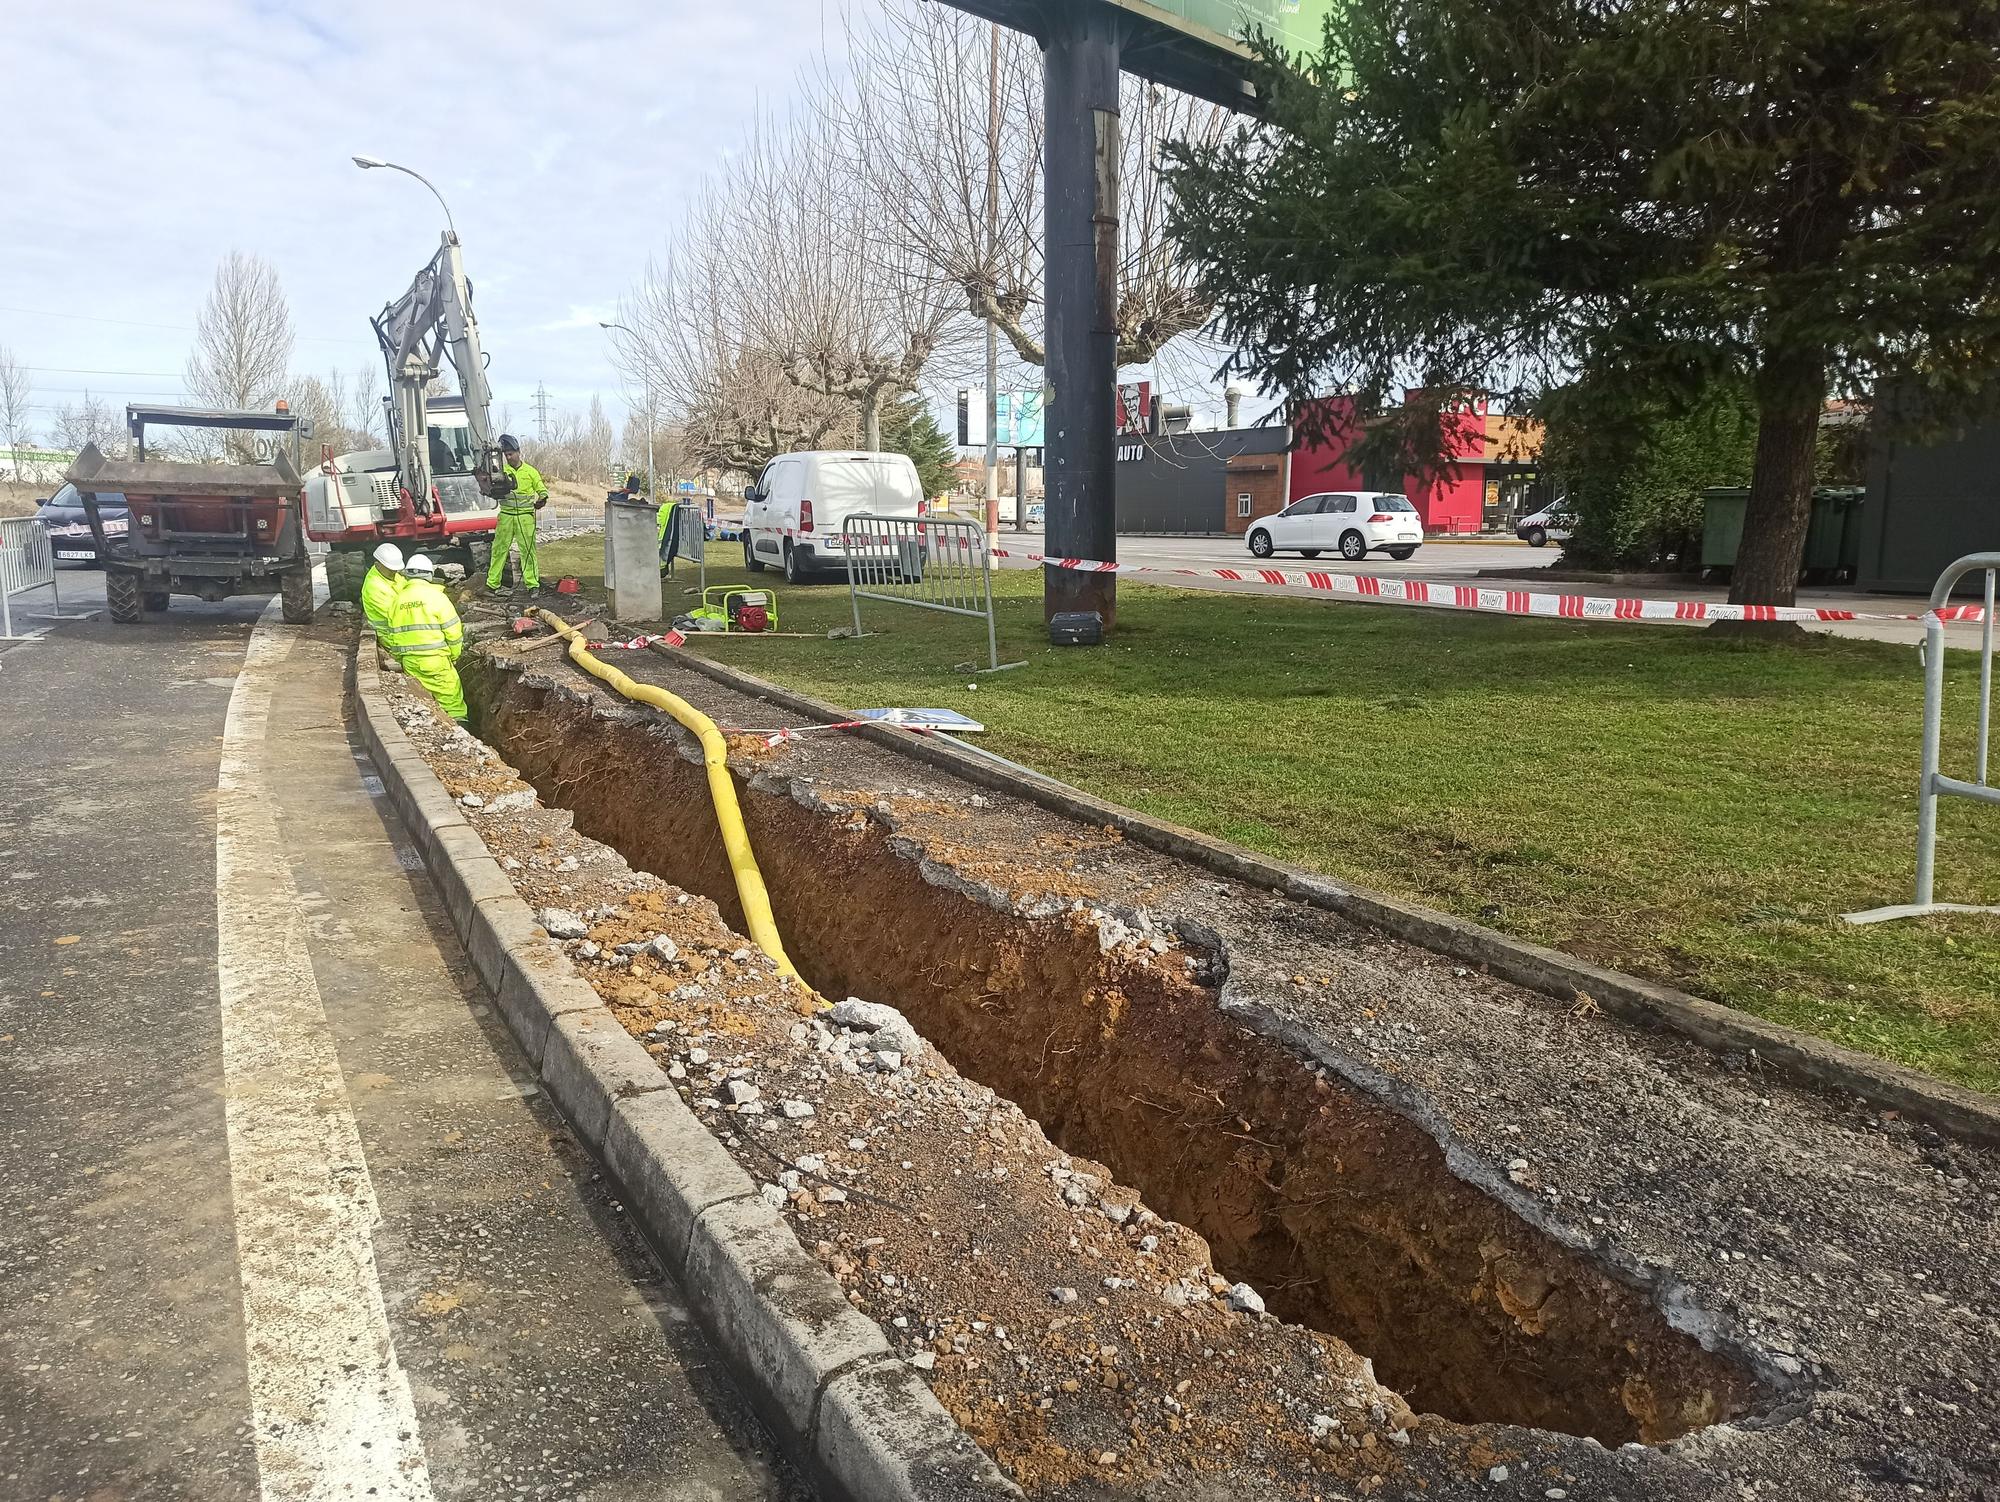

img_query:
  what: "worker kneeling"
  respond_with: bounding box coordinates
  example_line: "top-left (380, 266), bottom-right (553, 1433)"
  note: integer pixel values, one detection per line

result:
top-left (361, 541), bottom-right (406, 633)
top-left (384, 554), bottom-right (468, 722)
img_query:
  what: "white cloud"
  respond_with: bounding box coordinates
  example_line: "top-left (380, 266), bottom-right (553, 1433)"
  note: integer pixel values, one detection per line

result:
top-left (1, 0), bottom-right (842, 430)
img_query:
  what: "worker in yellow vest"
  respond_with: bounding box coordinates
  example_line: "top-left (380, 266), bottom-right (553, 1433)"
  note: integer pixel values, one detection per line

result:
top-left (487, 433), bottom-right (548, 595)
top-left (384, 554), bottom-right (467, 721)
top-left (360, 542), bottom-right (406, 635)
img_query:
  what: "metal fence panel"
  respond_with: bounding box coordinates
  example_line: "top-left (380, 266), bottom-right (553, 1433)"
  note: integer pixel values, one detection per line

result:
top-left (842, 514), bottom-right (1022, 672)
top-left (0, 516), bottom-right (58, 639)
top-left (1847, 551), bottom-right (2000, 923)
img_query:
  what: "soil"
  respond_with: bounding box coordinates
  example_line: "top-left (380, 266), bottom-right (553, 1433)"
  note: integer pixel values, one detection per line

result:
top-left (375, 609), bottom-right (2000, 1502)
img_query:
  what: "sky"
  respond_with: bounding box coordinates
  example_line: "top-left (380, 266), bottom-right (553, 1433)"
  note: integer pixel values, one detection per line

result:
top-left (1, 0), bottom-right (848, 444)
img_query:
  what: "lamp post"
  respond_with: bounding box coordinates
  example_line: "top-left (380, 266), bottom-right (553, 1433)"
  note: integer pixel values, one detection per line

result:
top-left (599, 322), bottom-right (656, 506)
top-left (351, 154), bottom-right (457, 240)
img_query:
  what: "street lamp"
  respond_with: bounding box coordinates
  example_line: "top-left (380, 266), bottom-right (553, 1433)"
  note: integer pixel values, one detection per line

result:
top-left (352, 154), bottom-right (457, 240)
top-left (600, 322), bottom-right (656, 507)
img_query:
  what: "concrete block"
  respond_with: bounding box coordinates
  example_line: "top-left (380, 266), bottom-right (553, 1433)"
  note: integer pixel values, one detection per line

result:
top-left (686, 1196), bottom-right (890, 1445)
top-left (540, 1009), bottom-right (668, 1147)
top-left (493, 943), bottom-right (601, 1066)
top-left (429, 826), bottom-right (516, 945)
top-left (603, 1089), bottom-right (757, 1272)
top-left (816, 1360), bottom-right (1022, 1502)
top-left (464, 892), bottom-right (542, 996)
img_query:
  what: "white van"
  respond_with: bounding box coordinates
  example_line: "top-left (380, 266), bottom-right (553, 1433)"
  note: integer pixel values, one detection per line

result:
top-left (742, 451), bottom-right (926, 583)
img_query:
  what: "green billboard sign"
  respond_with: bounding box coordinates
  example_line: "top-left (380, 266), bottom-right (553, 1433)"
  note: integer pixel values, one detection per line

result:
top-left (1108, 0), bottom-right (1334, 59)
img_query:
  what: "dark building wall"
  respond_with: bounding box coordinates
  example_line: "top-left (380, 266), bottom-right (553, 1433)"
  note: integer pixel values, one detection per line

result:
top-left (1224, 451), bottom-right (1289, 535)
top-left (1862, 390), bottom-right (2000, 594)
top-left (1114, 426), bottom-right (1292, 534)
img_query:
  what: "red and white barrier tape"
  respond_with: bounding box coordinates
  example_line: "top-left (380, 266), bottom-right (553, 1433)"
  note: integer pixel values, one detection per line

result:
top-left (986, 549), bottom-right (1987, 627)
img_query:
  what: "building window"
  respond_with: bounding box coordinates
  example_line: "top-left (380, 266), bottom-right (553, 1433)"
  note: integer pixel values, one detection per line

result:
top-left (1237, 492), bottom-right (1252, 518)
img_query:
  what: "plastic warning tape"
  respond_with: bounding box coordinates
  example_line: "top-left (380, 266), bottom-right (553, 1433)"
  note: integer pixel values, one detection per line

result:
top-left (983, 548), bottom-right (1988, 627)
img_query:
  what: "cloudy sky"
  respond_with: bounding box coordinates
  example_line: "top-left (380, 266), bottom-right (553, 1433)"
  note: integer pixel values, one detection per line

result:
top-left (3, 0), bottom-right (847, 442)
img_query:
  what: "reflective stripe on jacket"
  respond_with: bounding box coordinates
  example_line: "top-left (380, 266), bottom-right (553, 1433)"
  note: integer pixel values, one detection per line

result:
top-left (501, 460), bottom-right (548, 515)
top-left (383, 579), bottom-right (464, 659)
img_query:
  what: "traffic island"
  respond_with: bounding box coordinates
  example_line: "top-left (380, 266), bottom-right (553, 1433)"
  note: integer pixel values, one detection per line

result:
top-left (360, 631), bottom-right (2000, 1501)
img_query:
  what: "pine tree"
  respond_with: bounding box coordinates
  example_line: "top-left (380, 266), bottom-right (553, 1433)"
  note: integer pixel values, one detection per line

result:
top-left (1164, 0), bottom-right (2000, 606)
top-left (880, 395), bottom-right (958, 502)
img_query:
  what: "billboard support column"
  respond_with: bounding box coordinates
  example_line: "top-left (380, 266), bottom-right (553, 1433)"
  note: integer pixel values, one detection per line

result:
top-left (1042, 5), bottom-right (1121, 629)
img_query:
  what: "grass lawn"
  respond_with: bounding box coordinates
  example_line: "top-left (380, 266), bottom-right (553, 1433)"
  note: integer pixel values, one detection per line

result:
top-left (537, 536), bottom-right (2000, 1092)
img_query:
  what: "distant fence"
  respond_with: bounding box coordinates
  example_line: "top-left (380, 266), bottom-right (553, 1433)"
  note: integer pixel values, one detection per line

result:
top-left (842, 513), bottom-right (1022, 673)
top-left (0, 516), bottom-right (58, 638)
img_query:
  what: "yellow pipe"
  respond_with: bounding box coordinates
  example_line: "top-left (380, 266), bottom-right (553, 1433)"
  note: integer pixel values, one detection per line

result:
top-left (532, 608), bottom-right (805, 984)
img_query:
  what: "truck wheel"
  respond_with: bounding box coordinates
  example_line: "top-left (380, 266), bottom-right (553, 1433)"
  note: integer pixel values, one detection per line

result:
top-left (280, 566), bottom-right (315, 624)
top-left (106, 570), bottom-right (144, 624)
top-left (143, 591), bottom-right (171, 612)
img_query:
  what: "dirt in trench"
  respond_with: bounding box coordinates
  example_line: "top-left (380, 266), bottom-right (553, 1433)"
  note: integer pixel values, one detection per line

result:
top-left (462, 650), bottom-right (1763, 1449)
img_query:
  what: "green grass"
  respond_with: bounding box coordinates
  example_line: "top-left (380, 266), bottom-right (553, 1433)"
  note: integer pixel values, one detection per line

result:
top-left (540, 537), bottom-right (2000, 1092)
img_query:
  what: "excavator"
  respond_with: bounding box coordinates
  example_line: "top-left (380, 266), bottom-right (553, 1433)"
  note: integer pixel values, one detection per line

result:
top-left (306, 230), bottom-right (513, 600)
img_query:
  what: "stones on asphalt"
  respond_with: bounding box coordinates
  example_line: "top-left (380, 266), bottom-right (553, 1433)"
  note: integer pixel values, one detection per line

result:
top-left (486, 789), bottom-right (536, 812)
top-left (537, 907), bottom-right (589, 939)
top-left (1489, 1466), bottom-right (1510, 1483)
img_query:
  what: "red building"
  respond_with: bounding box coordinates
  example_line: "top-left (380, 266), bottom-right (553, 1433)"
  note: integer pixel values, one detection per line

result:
top-left (1285, 394), bottom-right (1543, 535)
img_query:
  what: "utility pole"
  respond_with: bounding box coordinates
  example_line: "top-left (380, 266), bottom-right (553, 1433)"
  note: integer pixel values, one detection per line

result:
top-left (533, 382), bottom-right (552, 442)
top-left (983, 20), bottom-right (1002, 550)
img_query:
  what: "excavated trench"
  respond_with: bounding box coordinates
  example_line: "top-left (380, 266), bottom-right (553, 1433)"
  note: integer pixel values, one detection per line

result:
top-left (466, 654), bottom-right (1765, 1447)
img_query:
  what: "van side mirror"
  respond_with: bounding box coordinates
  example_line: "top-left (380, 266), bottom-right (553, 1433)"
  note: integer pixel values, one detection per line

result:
top-left (744, 487), bottom-right (762, 504)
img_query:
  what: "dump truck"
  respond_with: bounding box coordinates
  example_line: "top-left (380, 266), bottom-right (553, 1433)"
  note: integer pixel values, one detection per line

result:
top-left (66, 404), bottom-right (315, 625)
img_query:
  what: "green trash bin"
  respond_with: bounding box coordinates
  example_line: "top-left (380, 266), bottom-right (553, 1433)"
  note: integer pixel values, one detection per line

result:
top-left (1701, 488), bottom-right (1748, 571)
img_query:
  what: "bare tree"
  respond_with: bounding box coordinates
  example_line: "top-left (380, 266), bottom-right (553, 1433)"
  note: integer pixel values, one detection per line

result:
top-left (50, 390), bottom-right (125, 459)
top-left (349, 362), bottom-right (384, 444)
top-left (185, 252), bottom-right (295, 415)
top-left (829, 2), bottom-right (1231, 373)
top-left (0, 346), bottom-right (33, 478)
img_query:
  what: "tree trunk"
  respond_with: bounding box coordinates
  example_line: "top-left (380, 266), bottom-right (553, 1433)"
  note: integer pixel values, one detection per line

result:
top-left (1729, 349), bottom-right (1825, 608)
top-left (861, 391), bottom-right (882, 452)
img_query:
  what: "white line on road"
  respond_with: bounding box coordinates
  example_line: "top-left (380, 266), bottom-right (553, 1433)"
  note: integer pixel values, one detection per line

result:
top-left (217, 602), bottom-right (435, 1501)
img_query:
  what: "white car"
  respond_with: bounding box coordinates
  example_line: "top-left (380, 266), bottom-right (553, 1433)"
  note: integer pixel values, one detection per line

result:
top-left (1246, 491), bottom-right (1423, 562)
top-left (742, 451), bottom-right (927, 583)
top-left (1515, 505), bottom-right (1574, 547)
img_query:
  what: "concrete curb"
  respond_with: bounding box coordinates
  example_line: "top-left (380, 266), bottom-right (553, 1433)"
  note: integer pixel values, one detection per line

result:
top-left (350, 647), bottom-right (1020, 1502)
top-left (656, 647), bottom-right (2000, 1148)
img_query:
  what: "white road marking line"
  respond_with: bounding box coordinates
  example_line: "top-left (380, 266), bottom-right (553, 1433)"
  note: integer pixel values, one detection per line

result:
top-left (218, 602), bottom-right (435, 1501)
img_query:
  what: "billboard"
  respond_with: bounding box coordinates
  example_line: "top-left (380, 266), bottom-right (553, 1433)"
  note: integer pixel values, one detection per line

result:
top-left (1108, 0), bottom-right (1335, 59)
top-left (958, 388), bottom-right (1048, 448)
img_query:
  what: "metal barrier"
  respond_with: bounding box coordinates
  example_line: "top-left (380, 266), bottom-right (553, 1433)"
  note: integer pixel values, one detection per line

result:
top-left (842, 513), bottom-right (1023, 672)
top-left (0, 515), bottom-right (61, 640)
top-left (1847, 552), bottom-right (2000, 924)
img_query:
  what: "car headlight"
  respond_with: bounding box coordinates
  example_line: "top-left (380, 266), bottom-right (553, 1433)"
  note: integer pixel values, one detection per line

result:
top-left (103, 517), bottom-right (129, 535)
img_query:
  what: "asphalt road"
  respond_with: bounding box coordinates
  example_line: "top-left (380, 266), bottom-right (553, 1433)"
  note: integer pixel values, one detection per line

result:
top-left (0, 577), bottom-right (802, 1500)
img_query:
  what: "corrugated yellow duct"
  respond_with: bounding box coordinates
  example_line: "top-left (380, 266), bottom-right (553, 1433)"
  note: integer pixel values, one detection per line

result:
top-left (531, 608), bottom-right (804, 984)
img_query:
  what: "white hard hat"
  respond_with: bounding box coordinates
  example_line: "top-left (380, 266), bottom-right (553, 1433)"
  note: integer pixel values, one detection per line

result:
top-left (405, 554), bottom-right (437, 580)
top-left (372, 542), bottom-right (406, 572)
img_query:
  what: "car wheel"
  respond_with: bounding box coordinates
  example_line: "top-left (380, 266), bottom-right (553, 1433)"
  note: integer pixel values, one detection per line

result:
top-left (106, 570), bottom-right (144, 624)
top-left (783, 541), bottom-right (809, 585)
top-left (1525, 526), bottom-right (1549, 548)
top-left (744, 535), bottom-right (766, 573)
top-left (1247, 530), bottom-right (1274, 559)
top-left (1339, 531), bottom-right (1367, 562)
top-left (1387, 547), bottom-right (1417, 561)
top-left (1300, 549), bottom-right (1321, 559)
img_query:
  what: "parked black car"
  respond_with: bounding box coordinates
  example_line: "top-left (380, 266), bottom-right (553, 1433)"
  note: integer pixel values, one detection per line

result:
top-left (36, 481), bottom-right (129, 567)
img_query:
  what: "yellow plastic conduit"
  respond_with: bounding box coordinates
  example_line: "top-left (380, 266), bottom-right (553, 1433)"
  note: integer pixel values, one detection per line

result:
top-left (532, 608), bottom-right (804, 984)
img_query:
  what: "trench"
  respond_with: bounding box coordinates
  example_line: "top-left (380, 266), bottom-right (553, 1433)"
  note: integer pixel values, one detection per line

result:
top-left (465, 652), bottom-right (1765, 1446)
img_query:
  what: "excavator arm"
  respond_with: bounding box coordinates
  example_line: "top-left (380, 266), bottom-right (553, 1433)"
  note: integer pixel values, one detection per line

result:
top-left (371, 232), bottom-right (511, 510)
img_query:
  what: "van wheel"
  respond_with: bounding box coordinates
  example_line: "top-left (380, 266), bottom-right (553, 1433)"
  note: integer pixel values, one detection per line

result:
top-left (1247, 530), bottom-right (1274, 558)
top-left (744, 536), bottom-right (766, 573)
top-left (1339, 531), bottom-right (1368, 562)
top-left (1525, 527), bottom-right (1549, 548)
top-left (783, 542), bottom-right (809, 585)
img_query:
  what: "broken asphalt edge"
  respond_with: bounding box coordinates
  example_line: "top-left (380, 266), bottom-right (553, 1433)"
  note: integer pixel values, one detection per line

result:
top-left (655, 645), bottom-right (2000, 1149)
top-left (348, 644), bottom-right (1022, 1502)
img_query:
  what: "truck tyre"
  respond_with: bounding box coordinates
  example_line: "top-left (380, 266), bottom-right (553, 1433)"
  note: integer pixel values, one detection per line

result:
top-left (281, 566), bottom-right (315, 624)
top-left (106, 570), bottom-right (144, 624)
top-left (143, 591), bottom-right (171, 612)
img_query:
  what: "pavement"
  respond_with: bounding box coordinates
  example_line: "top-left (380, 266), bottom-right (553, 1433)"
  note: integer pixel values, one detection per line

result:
top-left (988, 529), bottom-right (1955, 647)
top-left (0, 574), bottom-right (804, 1500)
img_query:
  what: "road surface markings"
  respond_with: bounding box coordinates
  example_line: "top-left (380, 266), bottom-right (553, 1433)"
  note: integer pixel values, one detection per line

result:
top-left (217, 603), bottom-right (435, 1501)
